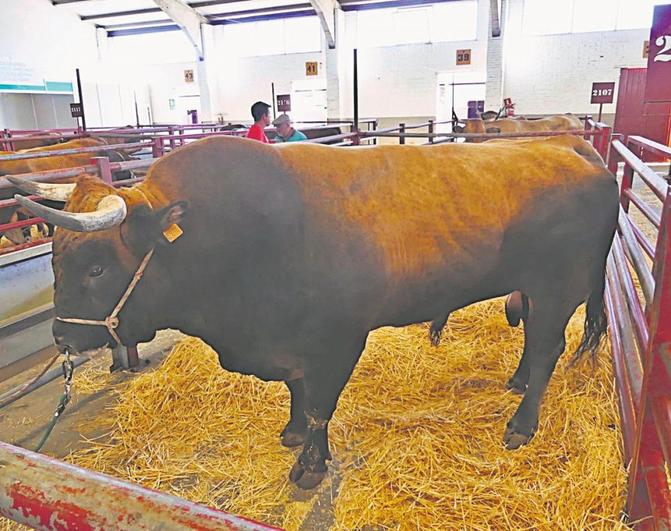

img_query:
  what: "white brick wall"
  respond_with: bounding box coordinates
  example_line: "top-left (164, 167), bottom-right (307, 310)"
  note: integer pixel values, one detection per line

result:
top-left (500, 0), bottom-right (649, 115)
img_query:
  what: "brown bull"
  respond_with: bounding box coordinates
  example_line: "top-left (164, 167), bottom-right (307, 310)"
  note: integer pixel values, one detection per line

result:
top-left (0, 138), bottom-right (113, 176)
top-left (458, 114), bottom-right (584, 140)
top-left (12, 135), bottom-right (618, 490)
top-left (0, 138), bottom-right (134, 245)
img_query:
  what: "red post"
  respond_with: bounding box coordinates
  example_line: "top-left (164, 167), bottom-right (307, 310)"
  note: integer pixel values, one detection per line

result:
top-left (168, 126), bottom-right (175, 150)
top-left (91, 156), bottom-right (113, 184)
top-left (152, 137), bottom-right (163, 158)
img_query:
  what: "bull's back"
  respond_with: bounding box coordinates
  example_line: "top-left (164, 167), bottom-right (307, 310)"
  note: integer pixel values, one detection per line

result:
top-left (277, 136), bottom-right (612, 282)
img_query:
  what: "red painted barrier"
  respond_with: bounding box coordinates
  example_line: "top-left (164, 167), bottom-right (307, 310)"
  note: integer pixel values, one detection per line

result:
top-left (0, 441), bottom-right (280, 530)
top-left (606, 135), bottom-right (671, 528)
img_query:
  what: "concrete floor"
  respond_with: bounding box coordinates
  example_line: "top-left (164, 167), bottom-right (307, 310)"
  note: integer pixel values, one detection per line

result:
top-left (0, 329), bottom-right (182, 457)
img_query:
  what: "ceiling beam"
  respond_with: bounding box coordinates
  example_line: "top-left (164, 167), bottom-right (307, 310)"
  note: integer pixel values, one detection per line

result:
top-left (108, 25), bottom-right (181, 37)
top-left (81, 8), bottom-right (162, 21)
top-left (309, 0), bottom-right (336, 48)
top-left (152, 0), bottom-right (208, 59)
top-left (207, 4), bottom-right (313, 20)
top-left (98, 19), bottom-right (174, 30)
top-left (51, 0), bottom-right (94, 5)
top-left (209, 9), bottom-right (316, 25)
top-left (340, 0), bottom-right (459, 11)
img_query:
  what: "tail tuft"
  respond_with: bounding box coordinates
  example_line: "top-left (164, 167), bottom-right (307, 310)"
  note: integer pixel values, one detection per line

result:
top-left (570, 279), bottom-right (608, 367)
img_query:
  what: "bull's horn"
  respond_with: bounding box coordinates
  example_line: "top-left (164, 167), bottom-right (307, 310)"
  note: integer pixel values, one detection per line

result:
top-left (13, 194), bottom-right (127, 232)
top-left (6, 176), bottom-right (75, 202)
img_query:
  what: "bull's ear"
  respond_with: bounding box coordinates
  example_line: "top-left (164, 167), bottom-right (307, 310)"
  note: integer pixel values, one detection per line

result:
top-left (157, 201), bottom-right (188, 231)
top-left (122, 201), bottom-right (188, 252)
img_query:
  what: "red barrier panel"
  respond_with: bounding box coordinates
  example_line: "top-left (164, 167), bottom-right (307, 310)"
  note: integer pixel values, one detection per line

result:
top-left (607, 135), bottom-right (671, 528)
top-left (0, 441), bottom-right (280, 530)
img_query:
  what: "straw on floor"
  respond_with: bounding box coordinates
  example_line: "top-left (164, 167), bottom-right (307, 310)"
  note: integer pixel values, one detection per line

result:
top-left (1, 297), bottom-right (628, 530)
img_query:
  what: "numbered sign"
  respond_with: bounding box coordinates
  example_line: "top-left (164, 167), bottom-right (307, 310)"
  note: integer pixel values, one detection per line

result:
top-left (277, 94), bottom-right (291, 112)
top-left (591, 82), bottom-right (615, 104)
top-left (70, 103), bottom-right (83, 118)
top-left (456, 49), bottom-right (471, 66)
top-left (184, 69), bottom-right (194, 83)
top-left (645, 4), bottom-right (671, 102)
top-left (305, 62), bottom-right (318, 76)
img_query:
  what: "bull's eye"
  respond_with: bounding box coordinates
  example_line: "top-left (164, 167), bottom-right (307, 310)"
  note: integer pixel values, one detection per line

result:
top-left (89, 265), bottom-right (104, 278)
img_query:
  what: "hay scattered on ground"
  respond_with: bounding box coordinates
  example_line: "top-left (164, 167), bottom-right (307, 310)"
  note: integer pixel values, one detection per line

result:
top-left (1, 299), bottom-right (628, 530)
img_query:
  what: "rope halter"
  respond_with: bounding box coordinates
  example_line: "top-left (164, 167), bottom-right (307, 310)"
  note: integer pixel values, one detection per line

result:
top-left (56, 248), bottom-right (155, 345)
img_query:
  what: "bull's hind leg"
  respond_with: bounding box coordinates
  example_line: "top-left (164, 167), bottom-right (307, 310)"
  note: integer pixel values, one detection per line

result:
top-left (280, 378), bottom-right (307, 447)
top-left (503, 295), bottom-right (578, 449)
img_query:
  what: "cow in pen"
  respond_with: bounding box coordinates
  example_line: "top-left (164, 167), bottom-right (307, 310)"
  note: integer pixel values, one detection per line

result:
top-left (11, 135), bottom-right (618, 489)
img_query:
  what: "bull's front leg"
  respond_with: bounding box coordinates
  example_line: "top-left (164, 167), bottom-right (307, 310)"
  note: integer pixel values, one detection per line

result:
top-left (288, 334), bottom-right (367, 490)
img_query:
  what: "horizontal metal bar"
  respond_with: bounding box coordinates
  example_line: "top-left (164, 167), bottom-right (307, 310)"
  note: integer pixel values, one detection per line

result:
top-left (0, 142), bottom-right (149, 161)
top-left (0, 441), bottom-right (280, 530)
top-left (0, 238), bottom-right (51, 257)
top-left (305, 132), bottom-right (359, 144)
top-left (629, 135), bottom-right (671, 161)
top-left (625, 189), bottom-right (662, 228)
top-left (606, 253), bottom-right (644, 405)
top-left (611, 234), bottom-right (650, 353)
top-left (4, 134), bottom-right (82, 144)
top-left (367, 129), bottom-right (590, 139)
top-left (605, 276), bottom-right (637, 461)
top-left (618, 208), bottom-right (655, 306)
top-left (612, 140), bottom-right (669, 202)
top-left (630, 220), bottom-right (657, 261)
top-left (0, 216), bottom-right (45, 232)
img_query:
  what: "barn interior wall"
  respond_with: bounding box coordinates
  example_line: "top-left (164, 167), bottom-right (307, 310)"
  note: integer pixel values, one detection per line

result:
top-left (499, 0), bottom-right (649, 119)
top-left (0, 0), bottom-right (98, 129)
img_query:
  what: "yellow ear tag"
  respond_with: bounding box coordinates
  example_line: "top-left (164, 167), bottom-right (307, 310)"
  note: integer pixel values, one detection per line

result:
top-left (163, 223), bottom-right (183, 243)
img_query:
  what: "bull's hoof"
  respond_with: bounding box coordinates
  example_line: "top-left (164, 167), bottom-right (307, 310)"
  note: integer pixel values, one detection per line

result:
top-left (506, 377), bottom-right (527, 395)
top-left (289, 460), bottom-right (327, 490)
top-left (503, 421), bottom-right (536, 450)
top-left (280, 422), bottom-right (306, 448)
top-left (429, 327), bottom-right (441, 347)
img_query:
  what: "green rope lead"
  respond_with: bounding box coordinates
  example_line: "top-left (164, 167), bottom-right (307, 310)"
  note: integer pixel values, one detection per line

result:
top-left (34, 351), bottom-right (74, 453)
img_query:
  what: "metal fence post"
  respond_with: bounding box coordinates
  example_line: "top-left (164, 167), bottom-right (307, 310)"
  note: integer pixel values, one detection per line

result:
top-left (152, 137), bottom-right (163, 158)
top-left (428, 120), bottom-right (434, 144)
top-left (91, 156), bottom-right (113, 184)
top-left (399, 123), bottom-right (406, 145)
top-left (168, 126), bottom-right (175, 150)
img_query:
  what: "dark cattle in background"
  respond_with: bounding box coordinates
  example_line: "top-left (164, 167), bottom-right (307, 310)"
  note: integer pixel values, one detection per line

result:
top-left (13, 135), bottom-right (618, 491)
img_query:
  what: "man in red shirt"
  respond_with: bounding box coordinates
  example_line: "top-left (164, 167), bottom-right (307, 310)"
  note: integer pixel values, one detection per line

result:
top-left (246, 101), bottom-right (271, 143)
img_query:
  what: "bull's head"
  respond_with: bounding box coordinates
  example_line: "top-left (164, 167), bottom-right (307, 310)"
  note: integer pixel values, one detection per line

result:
top-left (9, 174), bottom-right (187, 354)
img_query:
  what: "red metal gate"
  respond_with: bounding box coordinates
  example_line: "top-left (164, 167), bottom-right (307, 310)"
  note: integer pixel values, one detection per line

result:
top-left (614, 68), bottom-right (647, 141)
top-left (607, 135), bottom-right (671, 528)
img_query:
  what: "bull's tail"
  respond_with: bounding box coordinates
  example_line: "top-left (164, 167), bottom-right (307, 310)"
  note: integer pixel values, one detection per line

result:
top-left (571, 263), bottom-right (609, 366)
